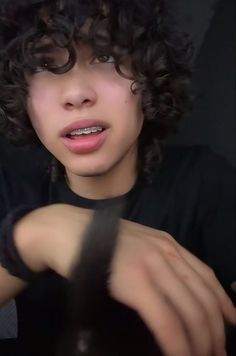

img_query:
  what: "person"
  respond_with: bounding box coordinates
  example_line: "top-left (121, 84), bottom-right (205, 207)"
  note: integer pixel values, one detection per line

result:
top-left (0, 0), bottom-right (235, 355)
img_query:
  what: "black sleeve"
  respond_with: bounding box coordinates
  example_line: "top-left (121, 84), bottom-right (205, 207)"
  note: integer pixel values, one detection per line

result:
top-left (0, 206), bottom-right (40, 282)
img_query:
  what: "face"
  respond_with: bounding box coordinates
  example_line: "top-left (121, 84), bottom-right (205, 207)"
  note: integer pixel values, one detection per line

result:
top-left (27, 44), bottom-right (144, 179)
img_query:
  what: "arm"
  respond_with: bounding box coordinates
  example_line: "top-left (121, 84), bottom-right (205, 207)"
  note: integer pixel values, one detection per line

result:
top-left (0, 266), bottom-right (27, 306)
top-left (0, 204), bottom-right (91, 307)
top-left (1, 203), bottom-right (236, 356)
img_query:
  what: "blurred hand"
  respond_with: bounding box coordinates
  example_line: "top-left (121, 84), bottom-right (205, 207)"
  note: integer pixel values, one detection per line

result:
top-left (15, 204), bottom-right (236, 356)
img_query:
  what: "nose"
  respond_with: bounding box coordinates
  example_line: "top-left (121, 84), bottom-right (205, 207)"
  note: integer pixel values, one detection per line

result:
top-left (61, 66), bottom-right (97, 111)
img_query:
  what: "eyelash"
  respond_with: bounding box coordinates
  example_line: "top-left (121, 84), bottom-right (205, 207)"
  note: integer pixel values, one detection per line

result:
top-left (92, 54), bottom-right (116, 64)
top-left (32, 53), bottom-right (116, 74)
top-left (33, 58), bottom-right (56, 73)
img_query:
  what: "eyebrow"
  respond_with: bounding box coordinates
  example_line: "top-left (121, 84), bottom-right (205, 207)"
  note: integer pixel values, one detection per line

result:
top-left (34, 43), bottom-right (61, 54)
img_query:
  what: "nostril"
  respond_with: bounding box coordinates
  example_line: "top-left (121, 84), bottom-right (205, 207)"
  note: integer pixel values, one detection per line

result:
top-left (64, 99), bottom-right (91, 110)
top-left (65, 102), bottom-right (74, 110)
top-left (83, 99), bottom-right (92, 106)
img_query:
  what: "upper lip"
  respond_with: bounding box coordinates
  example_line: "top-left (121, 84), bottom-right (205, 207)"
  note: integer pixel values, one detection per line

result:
top-left (60, 119), bottom-right (109, 137)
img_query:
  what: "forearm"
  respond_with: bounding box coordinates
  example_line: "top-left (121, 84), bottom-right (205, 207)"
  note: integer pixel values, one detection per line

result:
top-left (0, 204), bottom-right (91, 306)
top-left (13, 204), bottom-right (92, 278)
top-left (0, 266), bottom-right (27, 307)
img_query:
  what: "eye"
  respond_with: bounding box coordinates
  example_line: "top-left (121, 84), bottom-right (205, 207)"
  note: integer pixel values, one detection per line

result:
top-left (33, 62), bottom-right (49, 73)
top-left (31, 57), bottom-right (56, 74)
top-left (92, 54), bottom-right (115, 64)
top-left (32, 49), bottom-right (70, 74)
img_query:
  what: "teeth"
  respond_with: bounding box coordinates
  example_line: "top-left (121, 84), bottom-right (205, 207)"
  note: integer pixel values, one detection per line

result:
top-left (70, 126), bottom-right (103, 136)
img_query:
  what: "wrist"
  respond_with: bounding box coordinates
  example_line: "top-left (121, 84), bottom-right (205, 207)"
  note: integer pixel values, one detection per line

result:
top-left (42, 204), bottom-right (93, 278)
top-left (0, 206), bottom-right (43, 282)
top-left (13, 207), bottom-right (48, 274)
top-left (14, 204), bottom-right (93, 278)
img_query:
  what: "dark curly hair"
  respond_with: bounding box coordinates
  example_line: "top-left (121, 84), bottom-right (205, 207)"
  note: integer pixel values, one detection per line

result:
top-left (0, 0), bottom-right (193, 181)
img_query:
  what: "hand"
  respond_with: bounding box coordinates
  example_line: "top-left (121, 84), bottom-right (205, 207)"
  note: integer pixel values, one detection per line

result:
top-left (14, 204), bottom-right (236, 356)
top-left (110, 219), bottom-right (236, 356)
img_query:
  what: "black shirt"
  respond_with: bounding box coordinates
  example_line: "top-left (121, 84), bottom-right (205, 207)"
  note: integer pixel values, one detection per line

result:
top-left (0, 145), bottom-right (235, 355)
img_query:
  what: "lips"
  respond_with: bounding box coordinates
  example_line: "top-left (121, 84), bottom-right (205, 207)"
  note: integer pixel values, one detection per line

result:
top-left (60, 119), bottom-right (109, 154)
top-left (60, 119), bottom-right (109, 138)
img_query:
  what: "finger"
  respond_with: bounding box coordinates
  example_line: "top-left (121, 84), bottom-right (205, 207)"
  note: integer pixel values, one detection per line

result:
top-left (132, 271), bottom-right (192, 356)
top-left (177, 245), bottom-right (236, 325)
top-left (147, 252), bottom-right (214, 356)
top-left (162, 250), bottom-right (227, 356)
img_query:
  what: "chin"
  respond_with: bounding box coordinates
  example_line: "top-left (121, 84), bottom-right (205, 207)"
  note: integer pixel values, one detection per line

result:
top-left (78, 171), bottom-right (107, 178)
top-left (69, 165), bottom-right (111, 178)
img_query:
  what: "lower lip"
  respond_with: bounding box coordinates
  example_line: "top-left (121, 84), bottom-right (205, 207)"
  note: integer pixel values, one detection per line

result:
top-left (62, 129), bottom-right (108, 154)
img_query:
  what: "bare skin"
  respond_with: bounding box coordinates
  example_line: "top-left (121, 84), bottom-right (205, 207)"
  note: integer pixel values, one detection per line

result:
top-left (0, 204), bottom-right (235, 356)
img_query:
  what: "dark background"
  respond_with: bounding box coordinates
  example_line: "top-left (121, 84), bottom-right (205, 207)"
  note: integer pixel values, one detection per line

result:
top-left (168, 0), bottom-right (235, 166)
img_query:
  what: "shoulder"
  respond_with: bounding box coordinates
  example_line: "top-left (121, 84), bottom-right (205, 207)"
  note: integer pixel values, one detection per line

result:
top-left (135, 144), bottom-right (235, 208)
top-left (161, 144), bottom-right (234, 177)
top-left (135, 144), bottom-right (235, 234)
top-left (155, 144), bottom-right (235, 195)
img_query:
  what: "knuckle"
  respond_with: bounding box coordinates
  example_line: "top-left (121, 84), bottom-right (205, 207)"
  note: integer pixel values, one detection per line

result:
top-left (160, 231), bottom-right (176, 243)
top-left (160, 230), bottom-right (171, 238)
top-left (160, 239), bottom-right (180, 258)
top-left (205, 266), bottom-right (216, 280)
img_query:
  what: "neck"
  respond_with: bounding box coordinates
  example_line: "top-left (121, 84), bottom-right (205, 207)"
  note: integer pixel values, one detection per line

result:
top-left (65, 148), bottom-right (138, 200)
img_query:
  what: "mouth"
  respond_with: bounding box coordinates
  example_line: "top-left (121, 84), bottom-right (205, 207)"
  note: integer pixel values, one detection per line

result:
top-left (65, 126), bottom-right (106, 139)
top-left (61, 120), bottom-right (109, 154)
top-left (61, 119), bottom-right (109, 139)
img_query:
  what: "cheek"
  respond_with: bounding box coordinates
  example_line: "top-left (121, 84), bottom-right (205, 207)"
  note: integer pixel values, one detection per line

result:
top-left (122, 90), bottom-right (144, 132)
top-left (98, 77), bottom-right (142, 117)
top-left (111, 88), bottom-right (143, 137)
top-left (28, 84), bottom-right (57, 114)
top-left (27, 84), bottom-right (58, 132)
